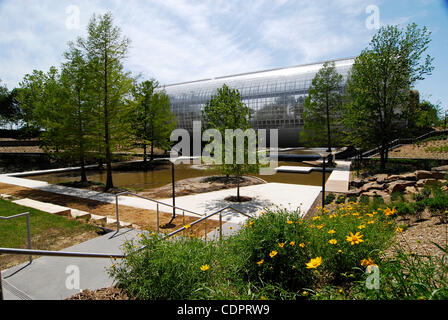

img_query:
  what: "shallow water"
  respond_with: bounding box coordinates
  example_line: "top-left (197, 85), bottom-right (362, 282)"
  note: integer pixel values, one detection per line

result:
top-left (27, 160), bottom-right (330, 190)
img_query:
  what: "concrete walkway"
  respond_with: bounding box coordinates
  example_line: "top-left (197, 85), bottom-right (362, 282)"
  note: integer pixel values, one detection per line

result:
top-left (0, 161), bottom-right (351, 222)
top-left (2, 228), bottom-right (142, 300)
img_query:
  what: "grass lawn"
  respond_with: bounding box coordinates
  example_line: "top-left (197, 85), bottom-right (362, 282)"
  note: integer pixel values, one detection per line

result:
top-left (0, 198), bottom-right (103, 269)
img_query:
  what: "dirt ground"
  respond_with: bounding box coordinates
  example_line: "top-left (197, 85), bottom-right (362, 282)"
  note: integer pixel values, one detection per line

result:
top-left (0, 183), bottom-right (220, 237)
top-left (138, 175), bottom-right (266, 199)
top-left (389, 139), bottom-right (448, 160)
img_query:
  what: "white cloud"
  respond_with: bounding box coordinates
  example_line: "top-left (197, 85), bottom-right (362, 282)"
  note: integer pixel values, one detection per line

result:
top-left (0, 0), bottom-right (430, 89)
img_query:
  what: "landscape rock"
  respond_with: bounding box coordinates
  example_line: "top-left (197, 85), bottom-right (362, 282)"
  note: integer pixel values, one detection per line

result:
top-left (350, 178), bottom-right (366, 188)
top-left (374, 174), bottom-right (389, 184)
top-left (347, 189), bottom-right (362, 196)
top-left (387, 180), bottom-right (416, 193)
top-left (400, 172), bottom-right (417, 181)
top-left (361, 182), bottom-right (385, 192)
top-left (416, 178), bottom-right (437, 187)
top-left (431, 165), bottom-right (448, 172)
top-left (415, 170), bottom-right (434, 180)
top-left (430, 171), bottom-right (446, 179)
top-left (404, 186), bottom-right (418, 195)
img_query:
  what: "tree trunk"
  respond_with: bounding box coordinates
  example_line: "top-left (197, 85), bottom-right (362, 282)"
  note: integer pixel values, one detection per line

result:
top-left (104, 47), bottom-right (113, 190)
top-left (150, 141), bottom-right (154, 161)
top-left (143, 144), bottom-right (147, 163)
top-left (325, 93), bottom-right (332, 153)
top-left (379, 145), bottom-right (386, 171)
top-left (80, 156), bottom-right (87, 183)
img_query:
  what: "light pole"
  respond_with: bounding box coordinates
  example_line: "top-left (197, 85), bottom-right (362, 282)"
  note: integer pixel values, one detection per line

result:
top-left (319, 151), bottom-right (330, 210)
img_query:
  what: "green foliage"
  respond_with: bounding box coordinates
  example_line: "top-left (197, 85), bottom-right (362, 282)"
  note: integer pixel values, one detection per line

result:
top-left (202, 84), bottom-right (260, 200)
top-left (335, 195), bottom-right (346, 204)
top-left (359, 195), bottom-right (370, 206)
top-left (111, 205), bottom-right (396, 299)
top-left (342, 23), bottom-right (433, 170)
top-left (301, 62), bottom-right (344, 149)
top-left (325, 193), bottom-right (336, 205)
top-left (348, 245), bottom-right (448, 300)
top-left (133, 79), bottom-right (176, 162)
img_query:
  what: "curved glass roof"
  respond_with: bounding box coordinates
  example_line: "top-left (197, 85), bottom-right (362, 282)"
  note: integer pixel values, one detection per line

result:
top-left (160, 57), bottom-right (355, 136)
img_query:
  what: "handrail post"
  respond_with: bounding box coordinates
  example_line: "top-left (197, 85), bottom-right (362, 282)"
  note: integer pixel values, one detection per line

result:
top-left (115, 194), bottom-right (120, 232)
top-left (0, 267), bottom-right (3, 301)
top-left (157, 203), bottom-right (160, 234)
top-left (26, 213), bottom-right (32, 263)
top-left (219, 212), bottom-right (223, 241)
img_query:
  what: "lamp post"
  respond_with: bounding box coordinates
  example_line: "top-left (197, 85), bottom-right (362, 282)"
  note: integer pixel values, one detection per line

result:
top-left (319, 151), bottom-right (330, 210)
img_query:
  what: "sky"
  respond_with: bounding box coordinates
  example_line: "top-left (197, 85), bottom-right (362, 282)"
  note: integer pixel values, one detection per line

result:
top-left (0, 0), bottom-right (447, 112)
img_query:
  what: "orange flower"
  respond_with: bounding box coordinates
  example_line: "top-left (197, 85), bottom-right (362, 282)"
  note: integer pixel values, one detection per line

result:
top-left (346, 232), bottom-right (364, 245)
top-left (360, 257), bottom-right (375, 267)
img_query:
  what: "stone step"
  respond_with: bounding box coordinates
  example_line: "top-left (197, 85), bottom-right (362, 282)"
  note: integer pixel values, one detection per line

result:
top-left (12, 198), bottom-right (71, 217)
top-left (70, 209), bottom-right (91, 220)
top-left (105, 217), bottom-right (132, 228)
top-left (90, 214), bottom-right (107, 224)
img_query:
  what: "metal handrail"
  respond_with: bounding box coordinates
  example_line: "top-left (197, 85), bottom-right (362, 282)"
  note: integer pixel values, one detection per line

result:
top-left (0, 247), bottom-right (124, 259)
top-left (163, 206), bottom-right (253, 241)
top-left (0, 212), bottom-right (32, 263)
top-left (0, 247), bottom-right (124, 300)
top-left (358, 130), bottom-right (448, 159)
top-left (113, 190), bottom-right (204, 234)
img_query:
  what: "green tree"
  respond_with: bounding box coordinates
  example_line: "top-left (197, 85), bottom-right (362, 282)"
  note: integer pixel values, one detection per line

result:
top-left (133, 80), bottom-right (176, 164)
top-left (202, 84), bottom-right (259, 202)
top-left (301, 61), bottom-right (344, 153)
top-left (76, 12), bottom-right (134, 190)
top-left (0, 81), bottom-right (20, 127)
top-left (343, 23), bottom-right (433, 170)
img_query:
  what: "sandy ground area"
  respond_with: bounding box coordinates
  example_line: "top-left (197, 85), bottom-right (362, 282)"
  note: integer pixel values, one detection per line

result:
top-left (389, 139), bottom-right (448, 159)
top-left (0, 183), bottom-right (220, 237)
top-left (138, 175), bottom-right (266, 199)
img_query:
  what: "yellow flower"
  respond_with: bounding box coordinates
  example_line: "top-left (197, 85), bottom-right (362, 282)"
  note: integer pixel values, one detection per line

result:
top-left (269, 250), bottom-right (278, 258)
top-left (289, 241), bottom-right (295, 246)
top-left (299, 243), bottom-right (306, 248)
top-left (184, 224), bottom-right (191, 230)
top-left (352, 212), bottom-right (360, 216)
top-left (317, 224), bottom-right (325, 230)
top-left (305, 257), bottom-right (322, 269)
top-left (278, 242), bottom-right (285, 248)
top-left (366, 213), bottom-right (374, 218)
top-left (249, 220), bottom-right (254, 225)
top-left (200, 264), bottom-right (210, 271)
top-left (261, 296), bottom-right (267, 300)
top-left (346, 232), bottom-right (364, 245)
top-left (384, 207), bottom-right (396, 216)
top-left (367, 220), bottom-right (375, 224)
top-left (360, 257), bottom-right (375, 267)
top-left (396, 227), bottom-right (403, 233)
top-left (286, 220), bottom-right (293, 224)
top-left (328, 239), bottom-right (338, 245)
top-left (328, 229), bottom-right (336, 234)
top-left (312, 216), bottom-right (320, 221)
top-left (358, 224), bottom-right (366, 230)
top-left (338, 250), bottom-right (343, 254)
top-left (302, 291), bottom-right (309, 296)
top-left (256, 259), bottom-right (264, 266)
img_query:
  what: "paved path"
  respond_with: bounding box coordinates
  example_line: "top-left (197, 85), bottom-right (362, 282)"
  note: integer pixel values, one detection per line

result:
top-left (0, 161), bottom-right (351, 222)
top-left (2, 228), bottom-right (142, 300)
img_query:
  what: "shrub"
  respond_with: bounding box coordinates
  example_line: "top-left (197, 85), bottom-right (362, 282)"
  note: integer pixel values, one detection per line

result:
top-left (350, 244), bottom-right (448, 300)
top-left (227, 210), bottom-right (318, 292)
top-left (359, 195), bottom-right (370, 206)
top-left (336, 195), bottom-right (346, 204)
top-left (325, 193), bottom-right (336, 205)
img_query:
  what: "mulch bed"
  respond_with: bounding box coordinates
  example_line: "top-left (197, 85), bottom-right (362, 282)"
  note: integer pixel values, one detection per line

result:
top-left (66, 287), bottom-right (131, 300)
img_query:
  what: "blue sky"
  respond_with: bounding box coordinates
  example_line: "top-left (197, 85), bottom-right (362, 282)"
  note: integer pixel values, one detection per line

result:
top-left (0, 0), bottom-right (447, 112)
